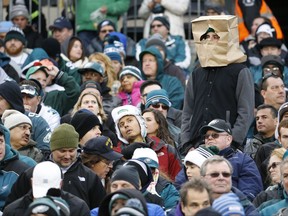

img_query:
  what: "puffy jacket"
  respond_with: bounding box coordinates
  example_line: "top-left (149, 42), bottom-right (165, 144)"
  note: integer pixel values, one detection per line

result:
top-left (221, 147), bottom-right (263, 201)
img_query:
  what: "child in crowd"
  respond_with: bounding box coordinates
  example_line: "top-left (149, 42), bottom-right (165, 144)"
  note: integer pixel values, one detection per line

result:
top-left (117, 66), bottom-right (144, 106)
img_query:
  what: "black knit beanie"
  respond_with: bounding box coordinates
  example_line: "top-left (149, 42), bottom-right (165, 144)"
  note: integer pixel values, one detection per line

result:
top-left (41, 38), bottom-right (61, 59)
top-left (151, 16), bottom-right (170, 31)
top-left (70, 109), bottom-right (103, 140)
top-left (111, 165), bottom-right (141, 190)
top-left (0, 81), bottom-right (25, 113)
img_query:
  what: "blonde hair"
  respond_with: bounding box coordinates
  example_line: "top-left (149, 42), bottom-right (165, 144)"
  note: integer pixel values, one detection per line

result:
top-left (270, 147), bottom-right (286, 160)
top-left (72, 92), bottom-right (107, 121)
top-left (89, 52), bottom-right (116, 91)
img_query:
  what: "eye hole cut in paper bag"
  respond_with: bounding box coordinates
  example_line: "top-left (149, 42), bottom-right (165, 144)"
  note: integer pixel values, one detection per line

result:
top-left (191, 15), bottom-right (246, 67)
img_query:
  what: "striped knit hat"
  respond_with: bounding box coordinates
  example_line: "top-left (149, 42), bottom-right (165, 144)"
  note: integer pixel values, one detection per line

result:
top-left (145, 89), bottom-right (171, 109)
top-left (118, 65), bottom-right (142, 81)
top-left (184, 146), bottom-right (218, 168)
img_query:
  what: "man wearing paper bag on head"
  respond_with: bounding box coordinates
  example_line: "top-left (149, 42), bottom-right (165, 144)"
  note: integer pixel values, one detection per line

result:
top-left (180, 15), bottom-right (255, 156)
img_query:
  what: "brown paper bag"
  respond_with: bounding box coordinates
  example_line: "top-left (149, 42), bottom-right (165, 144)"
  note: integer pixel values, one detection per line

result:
top-left (191, 15), bottom-right (246, 67)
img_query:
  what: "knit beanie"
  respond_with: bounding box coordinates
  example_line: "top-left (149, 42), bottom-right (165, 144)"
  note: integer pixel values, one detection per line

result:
top-left (2, 109), bottom-right (32, 129)
top-left (256, 23), bottom-right (275, 37)
top-left (111, 165), bottom-right (141, 190)
top-left (41, 38), bottom-right (61, 59)
top-left (195, 207), bottom-right (221, 216)
top-left (80, 80), bottom-right (102, 94)
top-left (118, 65), bottom-right (142, 81)
top-left (10, 4), bottom-right (29, 20)
top-left (145, 33), bottom-right (167, 55)
top-left (109, 194), bottom-right (130, 215)
top-left (115, 198), bottom-right (146, 216)
top-left (106, 52), bottom-right (122, 64)
top-left (4, 26), bottom-right (26, 45)
top-left (108, 32), bottom-right (127, 52)
top-left (184, 146), bottom-right (218, 168)
top-left (151, 16), bottom-right (170, 31)
top-left (0, 80), bottom-right (25, 113)
top-left (70, 109), bottom-right (102, 140)
top-left (112, 105), bottom-right (147, 144)
top-left (50, 123), bottom-right (79, 151)
top-left (132, 148), bottom-right (159, 168)
top-left (212, 193), bottom-right (245, 216)
top-left (145, 89), bottom-right (171, 109)
top-left (97, 19), bottom-right (116, 33)
top-left (124, 159), bottom-right (153, 192)
top-left (104, 43), bottom-right (126, 58)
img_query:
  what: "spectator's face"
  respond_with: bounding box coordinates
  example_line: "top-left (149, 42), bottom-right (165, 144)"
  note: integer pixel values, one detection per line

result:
top-left (99, 25), bottom-right (114, 41)
top-left (92, 158), bottom-right (113, 179)
top-left (185, 162), bottom-right (201, 180)
top-left (29, 70), bottom-right (48, 89)
top-left (81, 88), bottom-right (102, 103)
top-left (142, 111), bottom-right (159, 136)
top-left (263, 64), bottom-right (282, 78)
top-left (110, 180), bottom-right (136, 192)
top-left (148, 103), bottom-right (168, 118)
top-left (281, 163), bottom-right (288, 193)
top-left (5, 38), bottom-right (24, 56)
top-left (0, 96), bottom-right (11, 116)
top-left (142, 54), bottom-right (157, 80)
top-left (251, 17), bottom-right (265, 36)
top-left (52, 148), bottom-right (77, 167)
top-left (111, 60), bottom-right (122, 76)
top-left (203, 161), bottom-right (232, 198)
top-left (256, 108), bottom-right (277, 137)
top-left (278, 127), bottom-right (288, 149)
top-left (257, 32), bottom-right (271, 44)
top-left (181, 188), bottom-right (210, 216)
top-left (69, 40), bottom-right (83, 62)
top-left (10, 123), bottom-right (31, 149)
top-left (22, 94), bottom-right (41, 113)
top-left (110, 198), bottom-right (127, 216)
top-left (80, 94), bottom-right (100, 115)
top-left (204, 130), bottom-right (231, 151)
top-left (151, 21), bottom-right (169, 38)
top-left (120, 74), bottom-right (138, 93)
top-left (0, 134), bottom-right (6, 161)
top-left (79, 126), bottom-right (102, 146)
top-left (203, 32), bottom-right (220, 42)
top-left (52, 28), bottom-right (73, 44)
top-left (261, 77), bottom-right (286, 109)
top-left (12, 16), bottom-right (28, 30)
top-left (82, 71), bottom-right (103, 83)
top-left (268, 155), bottom-right (282, 184)
top-left (141, 84), bottom-right (161, 104)
top-left (118, 115), bottom-right (142, 143)
top-left (260, 46), bottom-right (281, 57)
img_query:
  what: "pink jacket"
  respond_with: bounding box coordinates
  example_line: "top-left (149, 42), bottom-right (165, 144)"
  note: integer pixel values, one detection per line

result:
top-left (117, 80), bottom-right (144, 106)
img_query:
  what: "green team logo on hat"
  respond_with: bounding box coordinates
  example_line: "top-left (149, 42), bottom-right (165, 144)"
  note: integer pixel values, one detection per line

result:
top-left (117, 109), bottom-right (128, 115)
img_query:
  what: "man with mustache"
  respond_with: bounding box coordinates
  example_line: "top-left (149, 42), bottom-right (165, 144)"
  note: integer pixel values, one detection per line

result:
top-left (1, 109), bottom-right (43, 163)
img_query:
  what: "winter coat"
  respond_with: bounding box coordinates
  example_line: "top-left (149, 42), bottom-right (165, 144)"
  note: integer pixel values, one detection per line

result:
top-left (260, 191), bottom-right (288, 216)
top-left (118, 80), bottom-right (144, 106)
top-left (114, 136), bottom-right (182, 181)
top-left (18, 140), bottom-right (44, 163)
top-left (3, 158), bottom-right (106, 210)
top-left (138, 0), bottom-right (189, 39)
top-left (3, 190), bottom-right (90, 216)
top-left (220, 147), bottom-right (263, 201)
top-left (37, 103), bottom-right (60, 131)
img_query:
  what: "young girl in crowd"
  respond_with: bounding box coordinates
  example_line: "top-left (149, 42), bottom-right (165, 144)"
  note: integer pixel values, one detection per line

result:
top-left (66, 36), bottom-right (88, 68)
top-left (117, 65), bottom-right (144, 106)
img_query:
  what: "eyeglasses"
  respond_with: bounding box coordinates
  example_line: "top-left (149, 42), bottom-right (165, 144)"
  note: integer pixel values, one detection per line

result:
top-left (100, 29), bottom-right (114, 33)
top-left (205, 172), bottom-right (231, 178)
top-left (268, 162), bottom-right (281, 170)
top-left (151, 24), bottom-right (163, 29)
top-left (263, 67), bottom-right (280, 74)
top-left (101, 159), bottom-right (114, 167)
top-left (151, 103), bottom-right (169, 110)
top-left (204, 133), bottom-right (228, 140)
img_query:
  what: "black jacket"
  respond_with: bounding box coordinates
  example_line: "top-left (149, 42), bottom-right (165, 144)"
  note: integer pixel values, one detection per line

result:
top-left (4, 158), bottom-right (106, 210)
top-left (3, 190), bottom-right (90, 216)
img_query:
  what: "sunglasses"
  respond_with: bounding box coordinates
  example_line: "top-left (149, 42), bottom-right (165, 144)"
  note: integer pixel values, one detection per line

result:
top-left (100, 29), bottom-right (114, 33)
top-left (204, 133), bottom-right (228, 140)
top-left (151, 24), bottom-right (163, 29)
top-left (268, 162), bottom-right (281, 171)
top-left (151, 103), bottom-right (169, 110)
top-left (205, 172), bottom-right (231, 178)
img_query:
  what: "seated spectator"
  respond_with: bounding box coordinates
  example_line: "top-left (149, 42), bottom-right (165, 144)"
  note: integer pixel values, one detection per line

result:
top-left (136, 16), bottom-right (191, 73)
top-left (0, 21), bottom-right (13, 41)
top-left (117, 65), bottom-right (144, 106)
top-left (139, 47), bottom-right (184, 109)
top-left (112, 105), bottom-right (182, 181)
top-left (2, 109), bottom-right (43, 163)
top-left (78, 61), bottom-right (105, 84)
top-left (20, 79), bottom-right (60, 131)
